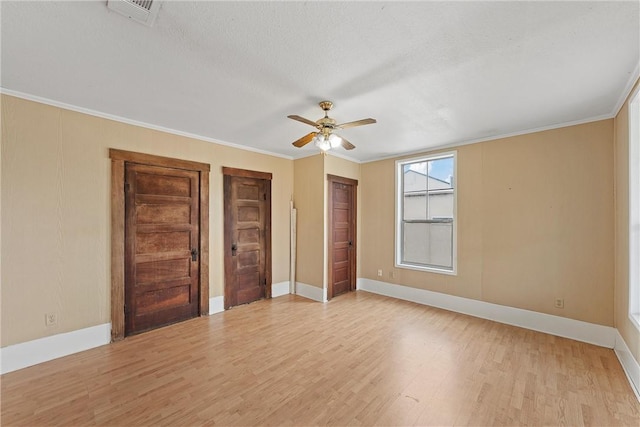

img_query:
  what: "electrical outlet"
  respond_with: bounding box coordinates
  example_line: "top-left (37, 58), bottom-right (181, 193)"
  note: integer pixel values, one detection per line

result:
top-left (389, 270), bottom-right (396, 279)
top-left (554, 298), bottom-right (564, 309)
top-left (45, 312), bottom-right (58, 327)
top-left (377, 269), bottom-right (383, 277)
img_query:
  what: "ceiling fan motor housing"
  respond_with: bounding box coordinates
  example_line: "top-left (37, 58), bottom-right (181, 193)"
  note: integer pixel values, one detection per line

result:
top-left (317, 116), bottom-right (336, 129)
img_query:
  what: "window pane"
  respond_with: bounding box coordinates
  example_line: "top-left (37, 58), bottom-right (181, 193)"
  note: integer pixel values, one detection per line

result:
top-left (403, 222), bottom-right (453, 269)
top-left (426, 157), bottom-right (454, 188)
top-left (404, 193), bottom-right (427, 220)
top-left (403, 162), bottom-right (427, 220)
top-left (427, 192), bottom-right (453, 219)
top-left (426, 157), bottom-right (454, 220)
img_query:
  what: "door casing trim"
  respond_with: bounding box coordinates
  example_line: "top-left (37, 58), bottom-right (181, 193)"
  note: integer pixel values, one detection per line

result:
top-left (109, 149), bottom-right (210, 342)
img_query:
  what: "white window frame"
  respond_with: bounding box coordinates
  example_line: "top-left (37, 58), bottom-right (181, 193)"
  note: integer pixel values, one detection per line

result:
top-left (629, 85), bottom-right (640, 331)
top-left (395, 151), bottom-right (457, 275)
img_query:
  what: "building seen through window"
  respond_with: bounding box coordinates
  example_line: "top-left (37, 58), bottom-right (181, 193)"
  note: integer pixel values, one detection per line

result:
top-left (397, 153), bottom-right (456, 273)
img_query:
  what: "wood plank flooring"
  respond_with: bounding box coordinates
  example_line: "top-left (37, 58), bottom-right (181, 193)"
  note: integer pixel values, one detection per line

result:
top-left (2, 291), bottom-right (639, 426)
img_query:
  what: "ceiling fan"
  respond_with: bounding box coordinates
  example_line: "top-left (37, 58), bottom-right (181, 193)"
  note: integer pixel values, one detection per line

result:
top-left (288, 101), bottom-right (376, 151)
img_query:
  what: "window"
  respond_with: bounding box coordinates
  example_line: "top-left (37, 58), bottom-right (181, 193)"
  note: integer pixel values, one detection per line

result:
top-left (396, 152), bottom-right (456, 274)
top-left (629, 86), bottom-right (640, 330)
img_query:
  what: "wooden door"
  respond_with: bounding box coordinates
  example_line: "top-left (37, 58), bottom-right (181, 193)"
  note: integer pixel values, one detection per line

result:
top-left (223, 168), bottom-right (272, 309)
top-left (328, 175), bottom-right (357, 299)
top-left (125, 163), bottom-right (200, 335)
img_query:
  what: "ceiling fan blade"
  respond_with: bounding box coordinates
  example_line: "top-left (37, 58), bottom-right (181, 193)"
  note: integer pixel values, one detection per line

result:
top-left (287, 115), bottom-right (319, 128)
top-left (336, 118), bottom-right (377, 129)
top-left (292, 132), bottom-right (317, 148)
top-left (337, 134), bottom-right (356, 150)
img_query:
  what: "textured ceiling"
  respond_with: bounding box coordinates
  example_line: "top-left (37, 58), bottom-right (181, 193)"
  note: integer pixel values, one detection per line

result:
top-left (1, 1), bottom-right (639, 162)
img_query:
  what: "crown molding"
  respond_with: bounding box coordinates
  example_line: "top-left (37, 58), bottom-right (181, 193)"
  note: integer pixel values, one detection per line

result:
top-left (2, 86), bottom-right (628, 166)
top-left (612, 61), bottom-right (640, 117)
top-left (361, 113), bottom-right (615, 164)
top-left (0, 88), bottom-right (294, 161)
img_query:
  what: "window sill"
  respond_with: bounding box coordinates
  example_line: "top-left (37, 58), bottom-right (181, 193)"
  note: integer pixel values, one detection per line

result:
top-left (396, 262), bottom-right (457, 276)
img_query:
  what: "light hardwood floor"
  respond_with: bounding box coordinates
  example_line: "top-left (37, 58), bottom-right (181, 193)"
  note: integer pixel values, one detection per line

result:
top-left (2, 292), bottom-right (639, 426)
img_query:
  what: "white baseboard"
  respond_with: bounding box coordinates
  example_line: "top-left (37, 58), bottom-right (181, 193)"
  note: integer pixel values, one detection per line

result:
top-left (295, 282), bottom-right (326, 302)
top-left (357, 278), bottom-right (616, 348)
top-left (209, 296), bottom-right (225, 315)
top-left (209, 282), bottom-right (290, 315)
top-left (614, 330), bottom-right (640, 401)
top-left (0, 323), bottom-right (111, 374)
top-left (4, 280), bottom-right (635, 403)
top-left (272, 281), bottom-right (290, 298)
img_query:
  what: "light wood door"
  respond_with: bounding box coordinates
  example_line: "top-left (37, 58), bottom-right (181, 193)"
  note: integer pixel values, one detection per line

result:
top-left (328, 175), bottom-right (357, 299)
top-left (125, 163), bottom-right (200, 335)
top-left (223, 169), bottom-right (272, 309)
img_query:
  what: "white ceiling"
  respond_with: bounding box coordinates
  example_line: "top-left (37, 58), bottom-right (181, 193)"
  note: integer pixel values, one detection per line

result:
top-left (2, 1), bottom-right (639, 162)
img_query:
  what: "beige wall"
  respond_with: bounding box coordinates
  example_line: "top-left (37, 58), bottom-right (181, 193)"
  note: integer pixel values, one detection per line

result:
top-left (1, 94), bottom-right (293, 347)
top-left (362, 120), bottom-right (615, 326)
top-left (293, 155), bottom-right (324, 288)
top-left (2, 90), bottom-right (634, 357)
top-left (293, 154), bottom-right (361, 290)
top-left (614, 79), bottom-right (640, 363)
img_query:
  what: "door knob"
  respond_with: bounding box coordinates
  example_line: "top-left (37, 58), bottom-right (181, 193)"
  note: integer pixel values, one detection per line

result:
top-left (190, 248), bottom-right (198, 261)
top-left (231, 243), bottom-right (237, 256)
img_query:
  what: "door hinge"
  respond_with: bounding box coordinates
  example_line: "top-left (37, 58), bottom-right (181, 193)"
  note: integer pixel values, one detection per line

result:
top-left (263, 193), bottom-right (267, 200)
top-left (262, 278), bottom-right (267, 286)
top-left (124, 182), bottom-right (131, 192)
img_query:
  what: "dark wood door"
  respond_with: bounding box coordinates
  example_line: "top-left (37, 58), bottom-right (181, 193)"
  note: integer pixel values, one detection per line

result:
top-left (125, 163), bottom-right (200, 335)
top-left (328, 175), bottom-right (357, 299)
top-left (224, 171), bottom-right (271, 309)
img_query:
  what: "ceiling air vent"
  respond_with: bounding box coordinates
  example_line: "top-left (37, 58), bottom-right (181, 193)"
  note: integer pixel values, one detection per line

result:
top-left (107, 0), bottom-right (161, 27)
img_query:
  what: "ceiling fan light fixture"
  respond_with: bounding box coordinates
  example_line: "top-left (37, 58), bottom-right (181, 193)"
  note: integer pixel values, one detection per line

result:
top-left (328, 133), bottom-right (342, 148)
top-left (314, 134), bottom-right (331, 151)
